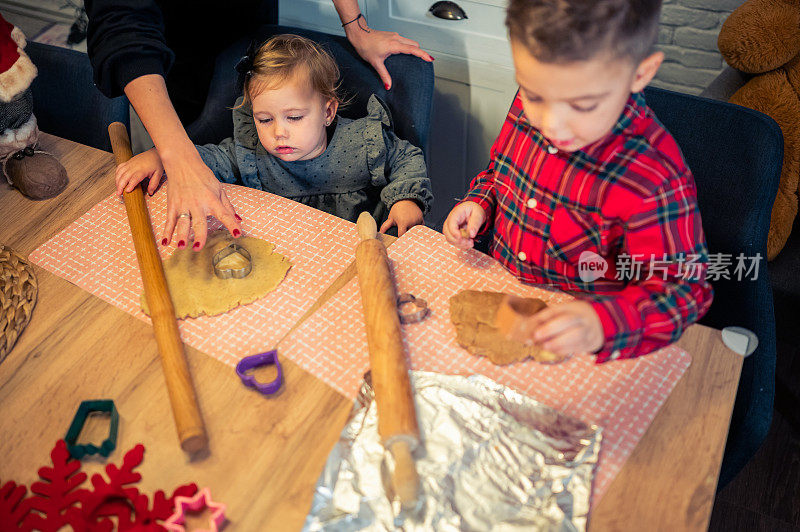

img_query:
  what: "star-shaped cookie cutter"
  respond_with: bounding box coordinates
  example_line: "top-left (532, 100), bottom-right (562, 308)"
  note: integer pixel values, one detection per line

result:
top-left (164, 487), bottom-right (226, 532)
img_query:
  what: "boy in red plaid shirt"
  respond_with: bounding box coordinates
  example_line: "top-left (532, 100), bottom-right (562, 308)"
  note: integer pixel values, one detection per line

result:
top-left (443, 0), bottom-right (713, 362)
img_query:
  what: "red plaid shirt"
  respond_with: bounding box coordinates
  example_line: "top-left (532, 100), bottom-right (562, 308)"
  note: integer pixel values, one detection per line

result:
top-left (464, 92), bottom-right (713, 362)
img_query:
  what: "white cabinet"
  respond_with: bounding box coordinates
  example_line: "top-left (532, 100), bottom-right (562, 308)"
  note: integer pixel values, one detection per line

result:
top-left (279, 0), bottom-right (518, 228)
top-left (279, 0), bottom-right (368, 35)
top-left (426, 60), bottom-right (517, 227)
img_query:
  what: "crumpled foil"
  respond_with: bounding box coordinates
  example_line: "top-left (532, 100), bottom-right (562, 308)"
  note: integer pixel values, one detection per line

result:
top-left (304, 371), bottom-right (601, 531)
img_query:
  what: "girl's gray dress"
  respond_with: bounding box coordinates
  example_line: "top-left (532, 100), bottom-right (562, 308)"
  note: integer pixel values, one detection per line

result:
top-left (196, 95), bottom-right (433, 223)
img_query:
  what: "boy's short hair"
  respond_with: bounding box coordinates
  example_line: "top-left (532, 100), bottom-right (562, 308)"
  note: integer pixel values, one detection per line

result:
top-left (243, 34), bottom-right (340, 106)
top-left (506, 0), bottom-right (662, 63)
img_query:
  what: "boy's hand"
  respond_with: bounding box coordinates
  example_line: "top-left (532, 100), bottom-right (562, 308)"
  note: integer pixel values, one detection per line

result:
top-left (512, 300), bottom-right (604, 356)
top-left (115, 148), bottom-right (165, 196)
top-left (380, 199), bottom-right (424, 236)
top-left (443, 201), bottom-right (487, 249)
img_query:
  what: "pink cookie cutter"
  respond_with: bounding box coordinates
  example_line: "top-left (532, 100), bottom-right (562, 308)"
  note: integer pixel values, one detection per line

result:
top-left (164, 487), bottom-right (226, 532)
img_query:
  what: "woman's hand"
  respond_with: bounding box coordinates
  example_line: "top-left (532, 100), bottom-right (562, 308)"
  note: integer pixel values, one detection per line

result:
top-left (123, 75), bottom-right (241, 251)
top-left (158, 147), bottom-right (241, 250)
top-left (344, 17), bottom-right (433, 90)
top-left (380, 199), bottom-right (424, 236)
top-left (443, 201), bottom-right (487, 249)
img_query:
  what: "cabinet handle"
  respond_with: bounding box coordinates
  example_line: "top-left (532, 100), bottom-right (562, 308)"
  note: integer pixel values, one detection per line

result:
top-left (429, 1), bottom-right (468, 20)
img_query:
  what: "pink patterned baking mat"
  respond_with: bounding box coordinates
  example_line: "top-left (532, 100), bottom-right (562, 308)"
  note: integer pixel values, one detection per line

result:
top-left (28, 184), bottom-right (361, 366)
top-left (30, 189), bottom-right (691, 504)
top-left (278, 224), bottom-right (692, 504)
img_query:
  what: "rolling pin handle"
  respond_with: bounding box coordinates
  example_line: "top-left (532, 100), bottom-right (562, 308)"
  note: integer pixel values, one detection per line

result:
top-left (357, 211), bottom-right (378, 241)
top-left (390, 439), bottom-right (421, 510)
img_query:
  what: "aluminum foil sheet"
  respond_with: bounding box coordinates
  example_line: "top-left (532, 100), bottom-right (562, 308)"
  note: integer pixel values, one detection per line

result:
top-left (304, 371), bottom-right (601, 531)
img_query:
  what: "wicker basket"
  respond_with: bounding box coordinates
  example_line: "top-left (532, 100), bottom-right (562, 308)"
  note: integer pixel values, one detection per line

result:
top-left (1, 244), bottom-right (37, 363)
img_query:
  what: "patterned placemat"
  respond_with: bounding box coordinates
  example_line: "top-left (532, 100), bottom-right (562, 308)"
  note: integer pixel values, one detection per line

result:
top-left (28, 190), bottom-right (692, 504)
top-left (278, 224), bottom-right (692, 503)
top-left (28, 184), bottom-right (361, 365)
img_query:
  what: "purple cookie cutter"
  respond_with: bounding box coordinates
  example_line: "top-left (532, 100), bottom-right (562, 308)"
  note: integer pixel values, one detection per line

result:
top-left (235, 349), bottom-right (283, 395)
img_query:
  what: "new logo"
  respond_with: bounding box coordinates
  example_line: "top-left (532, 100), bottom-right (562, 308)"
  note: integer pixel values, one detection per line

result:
top-left (578, 251), bottom-right (608, 282)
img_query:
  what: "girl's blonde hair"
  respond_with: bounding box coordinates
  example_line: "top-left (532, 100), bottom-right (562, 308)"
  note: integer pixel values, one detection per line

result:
top-left (241, 34), bottom-right (341, 106)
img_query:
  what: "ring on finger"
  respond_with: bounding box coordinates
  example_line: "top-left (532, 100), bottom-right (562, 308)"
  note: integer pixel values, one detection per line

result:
top-left (178, 212), bottom-right (191, 221)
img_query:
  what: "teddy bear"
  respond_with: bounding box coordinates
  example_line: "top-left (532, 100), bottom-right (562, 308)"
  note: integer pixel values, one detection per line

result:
top-left (0, 13), bottom-right (68, 200)
top-left (717, 0), bottom-right (800, 260)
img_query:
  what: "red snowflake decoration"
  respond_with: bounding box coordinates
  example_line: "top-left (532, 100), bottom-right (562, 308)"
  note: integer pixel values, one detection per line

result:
top-left (0, 480), bottom-right (31, 531)
top-left (0, 440), bottom-right (197, 532)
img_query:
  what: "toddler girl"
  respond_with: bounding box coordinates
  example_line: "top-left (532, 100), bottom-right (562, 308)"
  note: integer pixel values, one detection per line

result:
top-left (116, 34), bottom-right (433, 246)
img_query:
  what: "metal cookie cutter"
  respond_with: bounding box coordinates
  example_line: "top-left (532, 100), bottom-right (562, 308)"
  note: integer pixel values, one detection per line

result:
top-left (64, 399), bottom-right (120, 459)
top-left (235, 349), bottom-right (283, 395)
top-left (397, 293), bottom-right (429, 324)
top-left (212, 242), bottom-right (252, 279)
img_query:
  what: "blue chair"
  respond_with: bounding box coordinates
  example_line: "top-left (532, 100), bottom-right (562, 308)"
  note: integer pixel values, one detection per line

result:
top-left (644, 86), bottom-right (781, 488)
top-left (26, 41), bottom-right (129, 152)
top-left (705, 67), bottom-right (800, 437)
top-left (186, 25), bottom-right (434, 152)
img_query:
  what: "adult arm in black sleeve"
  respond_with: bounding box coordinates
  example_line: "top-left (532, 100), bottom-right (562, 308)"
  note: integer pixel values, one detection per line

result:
top-left (85, 0), bottom-right (174, 98)
top-left (84, 0), bottom-right (242, 251)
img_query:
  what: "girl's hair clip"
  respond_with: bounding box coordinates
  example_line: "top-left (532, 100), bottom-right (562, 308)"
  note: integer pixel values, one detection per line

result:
top-left (235, 39), bottom-right (260, 93)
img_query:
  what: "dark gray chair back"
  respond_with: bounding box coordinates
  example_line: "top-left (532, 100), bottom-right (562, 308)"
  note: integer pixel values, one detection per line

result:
top-left (27, 41), bottom-right (129, 152)
top-left (644, 86), bottom-right (782, 488)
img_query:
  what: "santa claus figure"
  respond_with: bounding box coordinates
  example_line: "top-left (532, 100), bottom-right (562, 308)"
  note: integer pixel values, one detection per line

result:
top-left (0, 13), bottom-right (67, 199)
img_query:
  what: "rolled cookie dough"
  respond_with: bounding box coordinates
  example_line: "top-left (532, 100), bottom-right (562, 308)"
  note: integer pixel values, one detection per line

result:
top-left (142, 231), bottom-right (292, 319)
top-left (449, 289), bottom-right (561, 364)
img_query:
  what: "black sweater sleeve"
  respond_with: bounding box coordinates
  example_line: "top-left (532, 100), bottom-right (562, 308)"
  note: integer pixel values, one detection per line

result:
top-left (85, 0), bottom-right (175, 98)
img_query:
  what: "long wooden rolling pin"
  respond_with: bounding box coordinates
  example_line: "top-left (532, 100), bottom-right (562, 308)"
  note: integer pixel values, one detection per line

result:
top-left (354, 212), bottom-right (421, 509)
top-left (108, 122), bottom-right (207, 454)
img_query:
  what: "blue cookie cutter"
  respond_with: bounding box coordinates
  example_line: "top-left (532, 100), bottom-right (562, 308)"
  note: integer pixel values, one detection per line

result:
top-left (64, 399), bottom-right (119, 459)
top-left (235, 349), bottom-right (283, 395)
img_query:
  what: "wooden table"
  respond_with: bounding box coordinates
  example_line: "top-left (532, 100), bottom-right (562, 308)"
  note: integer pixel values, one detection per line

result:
top-left (0, 134), bottom-right (743, 531)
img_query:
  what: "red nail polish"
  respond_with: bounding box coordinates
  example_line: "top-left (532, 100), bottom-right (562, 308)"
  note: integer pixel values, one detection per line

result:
top-left (193, 242), bottom-right (200, 249)
top-left (178, 240), bottom-right (185, 248)
top-left (235, 214), bottom-right (242, 221)
top-left (161, 238), bottom-right (168, 246)
top-left (233, 229), bottom-right (241, 237)
top-left (384, 83), bottom-right (390, 90)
